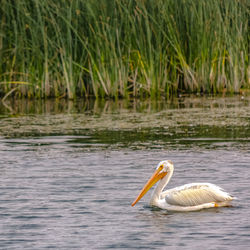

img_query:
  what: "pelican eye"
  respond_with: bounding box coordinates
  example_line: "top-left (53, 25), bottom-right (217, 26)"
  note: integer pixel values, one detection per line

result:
top-left (158, 165), bottom-right (164, 171)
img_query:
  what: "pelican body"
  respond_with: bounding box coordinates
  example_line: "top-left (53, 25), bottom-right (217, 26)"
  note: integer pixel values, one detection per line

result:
top-left (132, 160), bottom-right (233, 211)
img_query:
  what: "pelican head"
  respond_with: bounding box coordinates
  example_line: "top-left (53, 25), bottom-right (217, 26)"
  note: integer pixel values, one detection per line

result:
top-left (131, 160), bottom-right (174, 206)
top-left (157, 160), bottom-right (174, 172)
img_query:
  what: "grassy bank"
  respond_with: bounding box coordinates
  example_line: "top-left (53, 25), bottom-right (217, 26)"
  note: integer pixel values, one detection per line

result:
top-left (0, 0), bottom-right (249, 99)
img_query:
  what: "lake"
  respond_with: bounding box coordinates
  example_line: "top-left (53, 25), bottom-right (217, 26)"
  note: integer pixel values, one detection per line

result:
top-left (0, 96), bottom-right (250, 249)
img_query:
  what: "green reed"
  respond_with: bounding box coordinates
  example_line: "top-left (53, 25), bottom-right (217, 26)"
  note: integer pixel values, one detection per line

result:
top-left (0, 0), bottom-right (249, 99)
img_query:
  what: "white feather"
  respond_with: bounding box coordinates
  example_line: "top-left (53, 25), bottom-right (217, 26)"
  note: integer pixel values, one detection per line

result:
top-left (163, 183), bottom-right (233, 207)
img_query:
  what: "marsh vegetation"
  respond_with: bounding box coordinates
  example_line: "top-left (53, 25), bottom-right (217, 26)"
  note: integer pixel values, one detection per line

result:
top-left (0, 0), bottom-right (249, 99)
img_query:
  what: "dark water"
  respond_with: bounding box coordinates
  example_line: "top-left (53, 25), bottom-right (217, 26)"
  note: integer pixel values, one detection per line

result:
top-left (0, 96), bottom-right (250, 249)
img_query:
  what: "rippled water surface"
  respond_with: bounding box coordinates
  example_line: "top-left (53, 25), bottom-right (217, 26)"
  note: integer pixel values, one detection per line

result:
top-left (0, 96), bottom-right (250, 249)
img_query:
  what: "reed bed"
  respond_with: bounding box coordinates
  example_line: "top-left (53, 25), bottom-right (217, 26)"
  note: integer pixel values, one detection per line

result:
top-left (0, 0), bottom-right (249, 99)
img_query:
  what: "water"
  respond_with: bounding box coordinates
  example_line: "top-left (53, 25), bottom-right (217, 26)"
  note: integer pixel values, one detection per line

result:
top-left (0, 96), bottom-right (250, 249)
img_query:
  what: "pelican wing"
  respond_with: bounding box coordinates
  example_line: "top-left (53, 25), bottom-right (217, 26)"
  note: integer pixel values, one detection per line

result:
top-left (165, 183), bottom-right (233, 207)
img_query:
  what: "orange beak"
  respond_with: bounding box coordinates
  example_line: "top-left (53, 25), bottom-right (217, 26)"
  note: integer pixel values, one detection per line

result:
top-left (131, 166), bottom-right (167, 206)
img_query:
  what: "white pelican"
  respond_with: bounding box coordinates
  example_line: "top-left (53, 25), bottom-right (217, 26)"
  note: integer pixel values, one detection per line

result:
top-left (131, 160), bottom-right (234, 211)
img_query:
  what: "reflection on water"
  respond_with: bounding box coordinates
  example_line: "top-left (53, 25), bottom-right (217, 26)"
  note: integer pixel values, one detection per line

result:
top-left (0, 96), bottom-right (249, 142)
top-left (0, 96), bottom-right (250, 249)
top-left (1, 95), bottom-right (250, 115)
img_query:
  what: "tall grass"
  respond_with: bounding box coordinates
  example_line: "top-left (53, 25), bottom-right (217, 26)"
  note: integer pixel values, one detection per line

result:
top-left (0, 0), bottom-right (249, 99)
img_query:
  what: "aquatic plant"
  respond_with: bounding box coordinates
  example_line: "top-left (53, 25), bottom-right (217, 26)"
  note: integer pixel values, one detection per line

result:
top-left (0, 0), bottom-right (249, 99)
